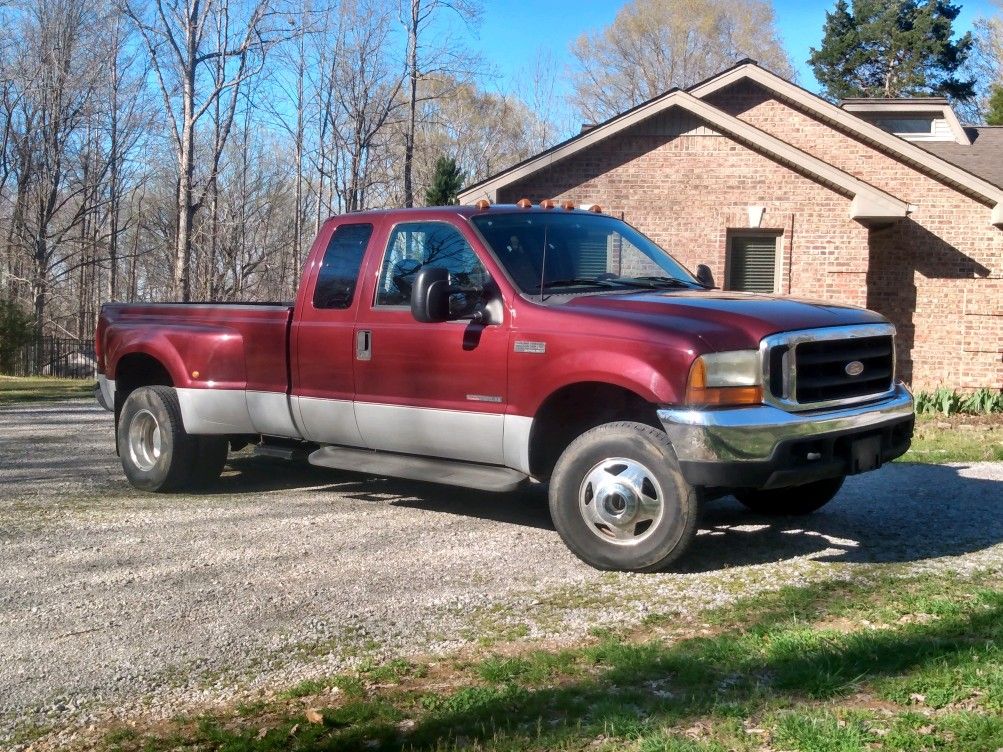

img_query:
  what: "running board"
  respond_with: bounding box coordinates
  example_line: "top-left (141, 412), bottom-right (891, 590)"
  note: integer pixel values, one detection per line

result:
top-left (308, 446), bottom-right (528, 492)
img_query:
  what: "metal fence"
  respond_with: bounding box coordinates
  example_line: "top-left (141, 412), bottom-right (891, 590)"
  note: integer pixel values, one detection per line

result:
top-left (2, 336), bottom-right (97, 378)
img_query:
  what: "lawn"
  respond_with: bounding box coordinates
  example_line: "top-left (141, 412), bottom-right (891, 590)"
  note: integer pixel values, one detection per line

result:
top-left (900, 414), bottom-right (1003, 463)
top-left (101, 569), bottom-right (1003, 752)
top-left (0, 375), bottom-right (94, 404)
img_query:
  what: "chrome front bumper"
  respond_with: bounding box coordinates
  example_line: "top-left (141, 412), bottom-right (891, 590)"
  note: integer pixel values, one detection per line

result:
top-left (657, 383), bottom-right (914, 488)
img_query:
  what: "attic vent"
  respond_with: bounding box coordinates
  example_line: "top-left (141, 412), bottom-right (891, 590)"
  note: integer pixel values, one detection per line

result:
top-left (727, 234), bottom-right (779, 293)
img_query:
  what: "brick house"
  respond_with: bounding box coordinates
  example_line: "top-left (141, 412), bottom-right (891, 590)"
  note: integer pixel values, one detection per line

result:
top-left (458, 61), bottom-right (1003, 391)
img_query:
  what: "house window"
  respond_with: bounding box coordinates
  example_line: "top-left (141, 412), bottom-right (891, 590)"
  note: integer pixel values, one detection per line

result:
top-left (726, 233), bottom-right (781, 293)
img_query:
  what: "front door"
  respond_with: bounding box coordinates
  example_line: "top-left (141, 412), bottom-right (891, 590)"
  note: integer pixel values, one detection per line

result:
top-left (353, 219), bottom-right (509, 464)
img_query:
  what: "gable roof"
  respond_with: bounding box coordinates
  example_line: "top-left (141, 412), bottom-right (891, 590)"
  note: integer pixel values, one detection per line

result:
top-left (459, 61), bottom-right (1003, 227)
top-left (457, 88), bottom-right (909, 225)
top-left (687, 63), bottom-right (1003, 225)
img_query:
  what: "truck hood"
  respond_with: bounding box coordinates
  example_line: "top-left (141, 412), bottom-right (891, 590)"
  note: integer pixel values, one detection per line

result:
top-left (563, 290), bottom-right (888, 351)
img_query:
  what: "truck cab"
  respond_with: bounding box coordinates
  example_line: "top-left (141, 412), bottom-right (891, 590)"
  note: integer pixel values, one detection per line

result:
top-left (96, 203), bottom-right (914, 572)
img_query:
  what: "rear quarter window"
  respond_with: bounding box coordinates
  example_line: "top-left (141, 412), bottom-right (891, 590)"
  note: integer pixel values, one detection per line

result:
top-left (313, 223), bottom-right (374, 309)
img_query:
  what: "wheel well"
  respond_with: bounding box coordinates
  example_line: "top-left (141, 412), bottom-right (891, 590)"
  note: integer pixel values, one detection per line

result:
top-left (528, 382), bottom-right (660, 480)
top-left (114, 353), bottom-right (173, 416)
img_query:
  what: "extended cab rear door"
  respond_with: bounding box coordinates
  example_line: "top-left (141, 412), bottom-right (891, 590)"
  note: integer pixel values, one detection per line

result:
top-left (291, 219), bottom-right (377, 445)
top-left (352, 218), bottom-right (509, 464)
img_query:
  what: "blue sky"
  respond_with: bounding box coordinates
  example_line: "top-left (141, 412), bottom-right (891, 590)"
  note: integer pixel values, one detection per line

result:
top-left (473, 0), bottom-right (998, 98)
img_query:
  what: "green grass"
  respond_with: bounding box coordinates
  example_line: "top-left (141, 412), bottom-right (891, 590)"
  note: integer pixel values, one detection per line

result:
top-left (900, 415), bottom-right (1003, 463)
top-left (0, 375), bottom-right (93, 404)
top-left (101, 569), bottom-right (1003, 752)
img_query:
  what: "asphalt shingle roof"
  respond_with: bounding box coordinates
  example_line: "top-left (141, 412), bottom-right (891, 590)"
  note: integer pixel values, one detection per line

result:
top-left (915, 127), bottom-right (1003, 190)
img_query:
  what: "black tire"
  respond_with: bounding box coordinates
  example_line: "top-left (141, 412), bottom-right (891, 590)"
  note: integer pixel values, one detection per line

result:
top-left (548, 421), bottom-right (699, 572)
top-left (118, 385), bottom-right (225, 492)
top-left (193, 436), bottom-right (229, 487)
top-left (734, 476), bottom-right (845, 516)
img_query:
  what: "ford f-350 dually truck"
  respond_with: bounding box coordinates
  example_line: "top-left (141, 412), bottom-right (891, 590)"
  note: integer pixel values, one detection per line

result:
top-left (95, 202), bottom-right (914, 571)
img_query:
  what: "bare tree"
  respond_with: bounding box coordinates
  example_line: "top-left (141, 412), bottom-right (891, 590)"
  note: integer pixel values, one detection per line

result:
top-left (122, 0), bottom-right (282, 300)
top-left (400, 0), bottom-right (480, 207)
top-left (569, 0), bottom-right (795, 123)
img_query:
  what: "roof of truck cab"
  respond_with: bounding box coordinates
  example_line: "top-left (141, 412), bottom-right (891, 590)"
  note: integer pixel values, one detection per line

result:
top-left (328, 204), bottom-right (610, 220)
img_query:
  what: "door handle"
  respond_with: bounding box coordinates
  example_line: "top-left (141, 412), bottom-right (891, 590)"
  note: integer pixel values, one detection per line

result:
top-left (356, 330), bottom-right (372, 361)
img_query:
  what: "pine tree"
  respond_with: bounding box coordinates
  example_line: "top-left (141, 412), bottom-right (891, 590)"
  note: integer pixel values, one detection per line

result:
top-left (424, 156), bottom-right (465, 206)
top-left (988, 84), bottom-right (1003, 125)
top-left (809, 0), bottom-right (975, 102)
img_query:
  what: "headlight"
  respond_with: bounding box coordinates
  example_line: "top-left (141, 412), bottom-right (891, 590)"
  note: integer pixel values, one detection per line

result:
top-left (684, 350), bottom-right (763, 406)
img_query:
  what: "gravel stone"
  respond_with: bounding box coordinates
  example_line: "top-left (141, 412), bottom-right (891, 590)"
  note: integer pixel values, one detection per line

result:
top-left (2, 399), bottom-right (1002, 747)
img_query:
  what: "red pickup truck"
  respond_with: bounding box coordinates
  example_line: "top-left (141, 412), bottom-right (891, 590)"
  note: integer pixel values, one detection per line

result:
top-left (95, 203), bottom-right (914, 571)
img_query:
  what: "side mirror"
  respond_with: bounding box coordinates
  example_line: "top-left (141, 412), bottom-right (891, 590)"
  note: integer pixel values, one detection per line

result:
top-left (410, 266), bottom-right (452, 323)
top-left (695, 264), bottom-right (716, 288)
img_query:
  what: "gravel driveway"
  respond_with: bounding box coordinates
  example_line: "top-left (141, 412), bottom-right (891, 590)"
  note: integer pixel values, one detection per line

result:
top-left (2, 400), bottom-right (1002, 746)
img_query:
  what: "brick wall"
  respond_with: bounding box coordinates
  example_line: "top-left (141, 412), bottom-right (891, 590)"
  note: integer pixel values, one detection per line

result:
top-left (706, 81), bottom-right (1003, 390)
top-left (498, 82), bottom-right (1003, 390)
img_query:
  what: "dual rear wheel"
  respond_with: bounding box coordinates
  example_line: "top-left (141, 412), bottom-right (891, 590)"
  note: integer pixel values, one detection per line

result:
top-left (118, 385), bottom-right (228, 492)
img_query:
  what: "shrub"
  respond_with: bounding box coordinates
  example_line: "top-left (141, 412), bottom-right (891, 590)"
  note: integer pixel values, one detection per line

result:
top-left (0, 300), bottom-right (36, 373)
top-left (914, 387), bottom-right (1003, 416)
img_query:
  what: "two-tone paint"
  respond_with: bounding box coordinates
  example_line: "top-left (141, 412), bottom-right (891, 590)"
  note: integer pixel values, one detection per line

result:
top-left (96, 205), bottom-right (894, 479)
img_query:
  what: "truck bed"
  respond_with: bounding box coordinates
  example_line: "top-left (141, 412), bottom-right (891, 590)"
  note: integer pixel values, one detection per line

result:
top-left (99, 302), bottom-right (294, 395)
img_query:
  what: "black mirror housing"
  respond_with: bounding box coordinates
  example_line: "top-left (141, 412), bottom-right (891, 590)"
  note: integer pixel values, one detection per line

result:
top-left (695, 264), bottom-right (716, 288)
top-left (410, 266), bottom-right (452, 323)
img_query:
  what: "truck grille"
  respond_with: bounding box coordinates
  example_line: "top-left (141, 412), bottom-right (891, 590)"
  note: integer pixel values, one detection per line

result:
top-left (763, 326), bottom-right (896, 410)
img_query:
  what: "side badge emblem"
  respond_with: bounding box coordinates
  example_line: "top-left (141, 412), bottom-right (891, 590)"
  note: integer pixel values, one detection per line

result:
top-left (514, 340), bottom-right (546, 354)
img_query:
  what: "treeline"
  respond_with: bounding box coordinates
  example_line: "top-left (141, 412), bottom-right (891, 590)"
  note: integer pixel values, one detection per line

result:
top-left (0, 0), bottom-right (999, 345)
top-left (0, 0), bottom-right (557, 341)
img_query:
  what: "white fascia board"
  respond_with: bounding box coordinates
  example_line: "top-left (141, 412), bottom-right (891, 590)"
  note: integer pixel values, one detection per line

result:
top-left (460, 88), bottom-right (908, 226)
top-left (678, 93), bottom-right (909, 222)
top-left (689, 65), bottom-right (1003, 205)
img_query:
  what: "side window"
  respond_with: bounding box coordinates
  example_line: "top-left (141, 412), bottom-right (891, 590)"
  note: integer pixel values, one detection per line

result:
top-left (375, 222), bottom-right (488, 313)
top-left (312, 223), bottom-right (373, 309)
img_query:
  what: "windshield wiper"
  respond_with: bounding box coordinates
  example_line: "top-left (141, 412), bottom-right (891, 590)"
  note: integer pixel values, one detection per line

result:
top-left (626, 275), bottom-right (710, 289)
top-left (539, 277), bottom-right (622, 290)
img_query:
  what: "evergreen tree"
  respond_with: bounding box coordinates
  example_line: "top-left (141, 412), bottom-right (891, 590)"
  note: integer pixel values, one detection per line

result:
top-left (809, 0), bottom-right (975, 102)
top-left (988, 84), bottom-right (1003, 125)
top-left (0, 301), bottom-right (36, 374)
top-left (424, 156), bottom-right (465, 206)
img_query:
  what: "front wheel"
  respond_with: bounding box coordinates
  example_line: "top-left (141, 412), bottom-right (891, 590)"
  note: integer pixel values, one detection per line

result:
top-left (549, 421), bottom-right (699, 572)
top-left (734, 476), bottom-right (845, 516)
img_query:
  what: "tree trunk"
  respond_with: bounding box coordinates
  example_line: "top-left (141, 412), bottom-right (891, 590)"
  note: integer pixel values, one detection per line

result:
top-left (403, 0), bottom-right (420, 208)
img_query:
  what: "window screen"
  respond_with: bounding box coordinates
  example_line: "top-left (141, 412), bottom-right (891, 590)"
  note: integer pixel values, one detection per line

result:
top-left (727, 235), bottom-right (778, 293)
top-left (375, 222), bottom-right (487, 309)
top-left (313, 223), bottom-right (373, 309)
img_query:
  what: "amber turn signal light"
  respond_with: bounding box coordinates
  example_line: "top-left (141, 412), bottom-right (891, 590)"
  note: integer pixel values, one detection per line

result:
top-left (684, 358), bottom-right (763, 407)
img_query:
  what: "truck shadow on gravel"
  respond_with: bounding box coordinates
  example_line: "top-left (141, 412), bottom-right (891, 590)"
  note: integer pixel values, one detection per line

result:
top-left (211, 457), bottom-right (1002, 572)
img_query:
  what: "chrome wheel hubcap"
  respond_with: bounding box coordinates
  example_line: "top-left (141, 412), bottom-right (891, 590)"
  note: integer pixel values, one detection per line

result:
top-left (128, 409), bottom-right (162, 472)
top-left (579, 457), bottom-right (664, 545)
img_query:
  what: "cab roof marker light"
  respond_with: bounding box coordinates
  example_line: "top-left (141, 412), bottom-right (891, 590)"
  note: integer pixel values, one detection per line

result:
top-left (580, 204), bottom-right (603, 213)
top-left (474, 198), bottom-right (490, 210)
top-left (516, 198), bottom-right (532, 208)
top-left (562, 200), bottom-right (575, 210)
top-left (540, 199), bottom-right (557, 209)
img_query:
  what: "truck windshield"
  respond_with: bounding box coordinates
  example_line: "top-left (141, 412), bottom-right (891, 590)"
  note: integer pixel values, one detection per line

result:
top-left (470, 212), bottom-right (702, 296)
